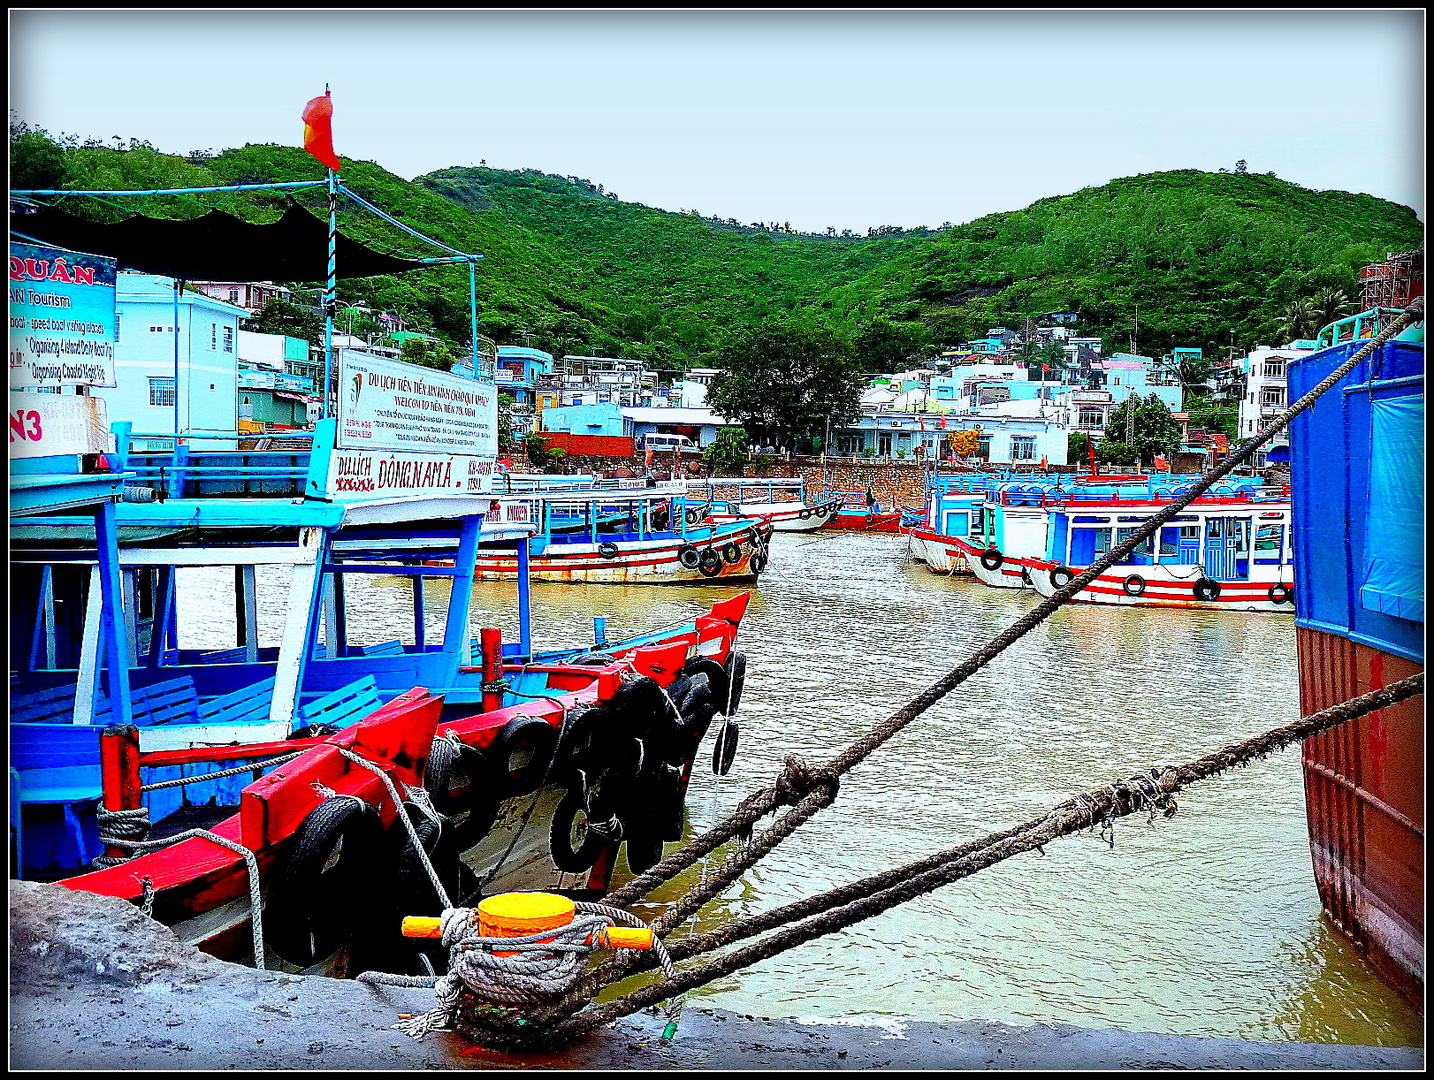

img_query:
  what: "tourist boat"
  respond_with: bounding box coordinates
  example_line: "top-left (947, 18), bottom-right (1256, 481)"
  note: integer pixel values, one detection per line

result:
top-left (697, 477), bottom-right (845, 533)
top-left (904, 476), bottom-right (995, 574)
top-left (467, 489), bottom-right (773, 583)
top-left (1020, 489), bottom-right (1294, 610)
top-left (817, 490), bottom-right (903, 532)
top-left (11, 433), bottom-right (756, 978)
top-left (1288, 311), bottom-right (1423, 1008)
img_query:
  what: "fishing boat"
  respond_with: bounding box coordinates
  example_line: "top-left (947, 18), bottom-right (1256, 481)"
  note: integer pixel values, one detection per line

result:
top-left (904, 475), bottom-right (995, 574)
top-left (1288, 308), bottom-right (1423, 1008)
top-left (1021, 488), bottom-right (1294, 610)
top-left (818, 490), bottom-right (903, 532)
top-left (467, 488), bottom-right (773, 583)
top-left (11, 458), bottom-right (756, 977)
top-left (696, 477), bottom-right (845, 533)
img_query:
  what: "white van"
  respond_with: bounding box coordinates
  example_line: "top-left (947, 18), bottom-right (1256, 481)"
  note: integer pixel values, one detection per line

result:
top-left (640, 433), bottom-right (698, 453)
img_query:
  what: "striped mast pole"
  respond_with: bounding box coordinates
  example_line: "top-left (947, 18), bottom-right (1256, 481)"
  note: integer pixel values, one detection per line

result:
top-left (323, 85), bottom-right (337, 419)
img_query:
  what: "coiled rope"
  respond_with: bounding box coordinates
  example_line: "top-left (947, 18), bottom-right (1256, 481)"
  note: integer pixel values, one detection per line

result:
top-left (487, 298), bottom-right (1424, 1046)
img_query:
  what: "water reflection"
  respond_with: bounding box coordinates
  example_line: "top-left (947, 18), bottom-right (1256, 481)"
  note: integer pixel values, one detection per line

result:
top-left (173, 531), bottom-right (1420, 1045)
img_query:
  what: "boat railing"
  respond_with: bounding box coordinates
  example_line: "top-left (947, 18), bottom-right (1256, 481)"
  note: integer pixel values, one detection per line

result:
top-left (113, 423), bottom-right (316, 499)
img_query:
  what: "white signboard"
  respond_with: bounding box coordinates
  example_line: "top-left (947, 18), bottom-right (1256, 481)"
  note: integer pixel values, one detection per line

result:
top-left (337, 351), bottom-right (496, 457)
top-left (9, 242), bottom-right (118, 389)
top-left (324, 447), bottom-right (494, 502)
top-left (8, 391), bottom-right (111, 459)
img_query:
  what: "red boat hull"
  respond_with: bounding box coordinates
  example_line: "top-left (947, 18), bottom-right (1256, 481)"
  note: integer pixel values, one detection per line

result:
top-left (1297, 626), bottom-right (1424, 1009)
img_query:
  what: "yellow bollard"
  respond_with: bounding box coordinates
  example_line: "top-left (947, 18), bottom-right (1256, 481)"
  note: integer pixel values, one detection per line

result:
top-left (401, 893), bottom-right (655, 950)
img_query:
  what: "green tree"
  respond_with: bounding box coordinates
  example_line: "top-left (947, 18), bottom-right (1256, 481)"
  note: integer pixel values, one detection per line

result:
top-left (1184, 395), bottom-right (1237, 438)
top-left (1096, 439), bottom-right (1138, 466)
top-left (1068, 430), bottom-right (1090, 464)
top-left (524, 432), bottom-right (565, 471)
top-left (1165, 354), bottom-right (1214, 397)
top-left (1310, 286), bottom-right (1356, 331)
top-left (703, 427), bottom-right (750, 476)
top-left (706, 321), bottom-right (864, 454)
top-left (1102, 393), bottom-right (1182, 465)
top-left (9, 119), bottom-right (68, 190)
top-left (854, 318), bottom-right (931, 373)
top-left (1277, 296), bottom-right (1320, 343)
top-left (496, 393), bottom-right (521, 454)
top-left (251, 297), bottom-right (322, 346)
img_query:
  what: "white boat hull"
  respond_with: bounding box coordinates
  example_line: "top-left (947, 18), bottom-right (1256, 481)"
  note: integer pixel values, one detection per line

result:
top-left (1027, 560), bottom-right (1296, 612)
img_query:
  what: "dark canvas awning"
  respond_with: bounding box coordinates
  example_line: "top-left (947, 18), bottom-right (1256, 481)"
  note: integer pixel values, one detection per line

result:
top-left (10, 203), bottom-right (431, 280)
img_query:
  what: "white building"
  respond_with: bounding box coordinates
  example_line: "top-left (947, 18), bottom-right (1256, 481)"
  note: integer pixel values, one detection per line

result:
top-left (1236, 343), bottom-right (1312, 464)
top-left (94, 274), bottom-right (245, 449)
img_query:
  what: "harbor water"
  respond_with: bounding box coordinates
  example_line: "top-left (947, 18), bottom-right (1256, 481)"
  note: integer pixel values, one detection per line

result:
top-left (172, 530), bottom-right (1422, 1049)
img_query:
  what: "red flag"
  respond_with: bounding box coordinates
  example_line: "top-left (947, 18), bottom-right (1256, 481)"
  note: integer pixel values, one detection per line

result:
top-left (302, 91), bottom-right (342, 172)
top-left (1088, 439), bottom-right (1097, 473)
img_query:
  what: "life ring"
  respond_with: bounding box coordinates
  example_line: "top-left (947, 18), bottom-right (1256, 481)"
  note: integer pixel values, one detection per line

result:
top-left (1049, 565), bottom-right (1075, 589)
top-left (677, 543), bottom-right (701, 569)
top-left (488, 715), bottom-right (559, 797)
top-left (1192, 578), bottom-right (1222, 602)
top-left (698, 548), bottom-right (723, 576)
top-left (1269, 581), bottom-right (1293, 605)
top-left (265, 796), bottom-right (386, 966)
top-left (597, 542), bottom-right (620, 559)
top-left (721, 542), bottom-right (742, 565)
top-left (1123, 574), bottom-right (1146, 597)
top-left (750, 550), bottom-right (768, 574)
top-left (980, 549), bottom-right (1004, 571)
top-left (685, 507), bottom-right (704, 525)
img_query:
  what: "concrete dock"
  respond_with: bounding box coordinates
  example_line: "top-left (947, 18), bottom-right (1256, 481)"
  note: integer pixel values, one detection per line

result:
top-left (9, 881), bottom-right (1422, 1071)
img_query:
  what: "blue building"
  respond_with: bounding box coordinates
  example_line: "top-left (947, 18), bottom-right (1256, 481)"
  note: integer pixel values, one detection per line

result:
top-left (91, 273), bottom-right (245, 449)
top-left (539, 402), bottom-right (630, 437)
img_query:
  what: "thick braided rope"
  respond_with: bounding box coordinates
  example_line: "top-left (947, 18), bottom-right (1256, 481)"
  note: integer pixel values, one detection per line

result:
top-left (139, 750), bottom-right (306, 791)
top-left (378, 901), bottom-right (675, 1041)
top-left (547, 672), bottom-right (1423, 1040)
top-left (597, 298), bottom-right (1426, 917)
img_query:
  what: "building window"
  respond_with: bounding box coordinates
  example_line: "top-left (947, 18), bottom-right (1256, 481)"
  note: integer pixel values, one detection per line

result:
top-left (149, 325), bottom-right (173, 333)
top-left (1261, 387), bottom-right (1284, 407)
top-left (211, 323), bottom-right (217, 349)
top-left (1078, 408), bottom-right (1104, 428)
top-left (1262, 359), bottom-right (1285, 379)
top-left (1011, 436), bottom-right (1036, 461)
top-left (229, 287), bottom-right (240, 303)
top-left (222, 326), bottom-right (234, 353)
top-left (149, 377), bottom-right (176, 407)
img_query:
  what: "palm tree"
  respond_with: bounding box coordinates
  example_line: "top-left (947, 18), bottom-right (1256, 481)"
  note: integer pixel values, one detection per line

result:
top-left (1310, 287), bottom-right (1356, 332)
top-left (1277, 296), bottom-right (1320, 343)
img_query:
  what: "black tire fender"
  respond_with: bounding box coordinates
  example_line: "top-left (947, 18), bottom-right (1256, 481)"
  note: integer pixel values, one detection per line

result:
top-left (1193, 578), bottom-right (1222, 602)
top-left (1269, 581), bottom-right (1293, 605)
top-left (712, 717), bottom-right (740, 776)
top-left (489, 715), bottom-right (559, 797)
top-left (721, 542), bottom-right (742, 565)
top-left (980, 549), bottom-right (1004, 571)
top-left (265, 797), bottom-right (386, 966)
top-left (698, 548), bottom-right (723, 576)
top-left (677, 543), bottom-right (701, 569)
top-left (1049, 565), bottom-right (1075, 589)
top-left (597, 542), bottom-right (620, 559)
top-left (750, 550), bottom-right (768, 574)
top-left (1123, 574), bottom-right (1146, 597)
top-left (549, 785), bottom-right (610, 873)
top-left (721, 650), bottom-right (747, 715)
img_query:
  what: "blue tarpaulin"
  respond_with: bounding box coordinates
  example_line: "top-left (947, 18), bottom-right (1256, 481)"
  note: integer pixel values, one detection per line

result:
top-left (1361, 395), bottom-right (1424, 622)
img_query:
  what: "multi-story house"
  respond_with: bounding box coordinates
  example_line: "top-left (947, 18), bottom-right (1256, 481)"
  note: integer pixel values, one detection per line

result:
top-left (93, 273), bottom-right (244, 449)
top-left (1235, 342), bottom-right (1314, 466)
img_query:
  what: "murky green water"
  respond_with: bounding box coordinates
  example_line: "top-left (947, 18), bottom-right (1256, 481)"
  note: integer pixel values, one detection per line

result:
top-left (175, 531), bottom-right (1422, 1046)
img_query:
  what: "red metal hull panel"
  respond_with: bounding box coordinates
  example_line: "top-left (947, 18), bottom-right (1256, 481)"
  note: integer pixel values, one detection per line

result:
top-left (1297, 626), bottom-right (1424, 1009)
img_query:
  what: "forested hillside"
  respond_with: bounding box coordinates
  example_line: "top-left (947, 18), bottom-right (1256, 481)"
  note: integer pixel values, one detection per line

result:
top-left (11, 124), bottom-right (1423, 369)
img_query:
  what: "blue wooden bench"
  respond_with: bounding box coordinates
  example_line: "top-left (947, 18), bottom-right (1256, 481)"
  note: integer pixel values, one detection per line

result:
top-left (298, 675), bottom-right (382, 729)
top-left (355, 640), bottom-right (406, 657)
top-left (196, 676), bottom-right (278, 726)
top-left (12, 723), bottom-right (105, 873)
top-left (11, 683), bottom-right (79, 725)
top-left (95, 675), bottom-right (200, 727)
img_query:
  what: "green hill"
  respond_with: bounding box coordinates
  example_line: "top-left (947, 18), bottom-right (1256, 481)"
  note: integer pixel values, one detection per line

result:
top-left (11, 125), bottom-right (1423, 368)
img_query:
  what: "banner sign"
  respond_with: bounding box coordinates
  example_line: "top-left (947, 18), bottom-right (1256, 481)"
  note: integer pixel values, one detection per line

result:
top-left (8, 391), bottom-right (112, 459)
top-left (337, 351), bottom-right (496, 456)
top-left (9, 241), bottom-right (118, 389)
top-left (323, 448), bottom-right (494, 502)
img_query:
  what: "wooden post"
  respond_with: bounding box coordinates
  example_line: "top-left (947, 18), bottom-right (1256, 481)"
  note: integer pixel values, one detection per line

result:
top-left (99, 725), bottom-right (142, 864)
top-left (480, 626), bottom-right (504, 712)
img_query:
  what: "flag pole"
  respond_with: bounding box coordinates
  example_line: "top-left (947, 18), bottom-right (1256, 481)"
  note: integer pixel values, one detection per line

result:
top-left (324, 163), bottom-right (336, 418)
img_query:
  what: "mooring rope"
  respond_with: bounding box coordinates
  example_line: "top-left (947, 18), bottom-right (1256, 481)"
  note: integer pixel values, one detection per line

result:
top-left (511, 297), bottom-right (1424, 1041)
top-left (533, 672), bottom-right (1422, 1043)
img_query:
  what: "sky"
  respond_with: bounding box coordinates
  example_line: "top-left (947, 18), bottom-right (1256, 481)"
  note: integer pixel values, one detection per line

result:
top-left (9, 10), bottom-right (1425, 234)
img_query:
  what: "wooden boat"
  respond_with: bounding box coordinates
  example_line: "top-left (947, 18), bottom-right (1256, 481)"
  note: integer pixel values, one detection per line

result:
top-left (696, 477), bottom-right (845, 533)
top-left (1023, 491), bottom-right (1294, 610)
top-left (464, 490), bottom-right (772, 583)
top-left (818, 490), bottom-right (903, 532)
top-left (1288, 315), bottom-right (1423, 1008)
top-left (12, 436), bottom-right (757, 978)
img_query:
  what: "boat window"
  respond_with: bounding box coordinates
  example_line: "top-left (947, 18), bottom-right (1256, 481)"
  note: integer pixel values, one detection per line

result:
top-left (1073, 516), bottom-right (1110, 523)
top-left (1092, 527), bottom-right (1113, 555)
top-left (1116, 527), bottom-right (1154, 557)
top-left (1169, 516), bottom-right (1197, 523)
top-left (1117, 516), bottom-right (1148, 522)
top-left (1205, 517), bottom-right (1227, 539)
top-left (1255, 524), bottom-right (1284, 562)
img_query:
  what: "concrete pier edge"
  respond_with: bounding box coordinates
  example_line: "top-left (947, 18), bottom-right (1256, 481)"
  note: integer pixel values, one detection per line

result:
top-left (10, 880), bottom-right (1422, 1070)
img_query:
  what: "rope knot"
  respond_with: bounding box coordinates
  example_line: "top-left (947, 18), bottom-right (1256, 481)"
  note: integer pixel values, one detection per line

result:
top-left (773, 755), bottom-right (840, 808)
